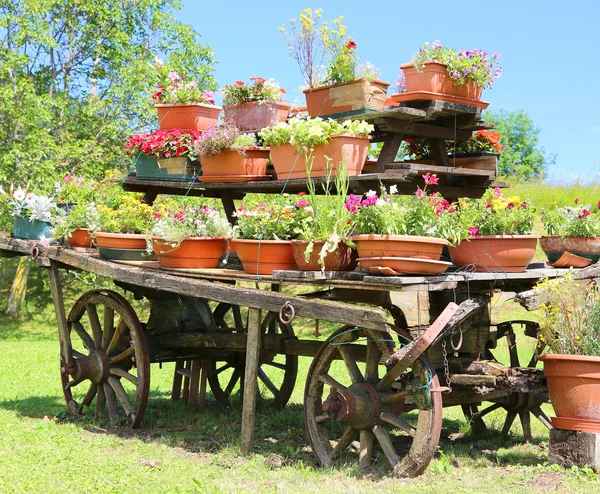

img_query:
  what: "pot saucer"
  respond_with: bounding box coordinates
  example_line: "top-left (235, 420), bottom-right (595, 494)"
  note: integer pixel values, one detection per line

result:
top-left (357, 256), bottom-right (451, 276)
top-left (551, 416), bottom-right (600, 433)
top-left (389, 91), bottom-right (490, 109)
top-left (198, 175), bottom-right (271, 183)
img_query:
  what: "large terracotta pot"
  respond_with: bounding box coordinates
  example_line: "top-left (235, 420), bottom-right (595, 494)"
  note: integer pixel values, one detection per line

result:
top-left (93, 232), bottom-right (147, 250)
top-left (153, 237), bottom-right (228, 269)
top-left (449, 235), bottom-right (540, 273)
top-left (67, 228), bottom-right (93, 248)
top-left (269, 134), bottom-right (371, 179)
top-left (351, 234), bottom-right (447, 261)
top-left (201, 147), bottom-right (270, 177)
top-left (223, 101), bottom-right (291, 131)
top-left (155, 103), bottom-right (221, 130)
top-left (303, 79), bottom-right (390, 118)
top-left (401, 62), bottom-right (483, 100)
top-left (232, 239), bottom-right (296, 275)
top-left (539, 354), bottom-right (600, 432)
top-left (291, 240), bottom-right (358, 271)
top-left (540, 236), bottom-right (600, 264)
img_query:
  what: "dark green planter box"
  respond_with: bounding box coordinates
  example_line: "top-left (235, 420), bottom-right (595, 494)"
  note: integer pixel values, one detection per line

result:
top-left (13, 216), bottom-right (53, 240)
top-left (133, 154), bottom-right (201, 182)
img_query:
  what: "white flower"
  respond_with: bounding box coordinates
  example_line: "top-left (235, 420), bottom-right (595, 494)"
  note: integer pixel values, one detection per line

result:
top-left (13, 187), bottom-right (25, 201)
top-left (154, 57), bottom-right (164, 67)
top-left (376, 198), bottom-right (387, 207)
top-left (366, 190), bottom-right (377, 198)
top-left (389, 184), bottom-right (398, 195)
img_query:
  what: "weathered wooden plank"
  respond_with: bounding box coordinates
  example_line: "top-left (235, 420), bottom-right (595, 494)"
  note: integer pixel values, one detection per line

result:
top-left (374, 118), bottom-right (472, 141)
top-left (385, 162), bottom-right (495, 178)
top-left (450, 374), bottom-right (496, 386)
top-left (240, 308), bottom-right (261, 454)
top-left (375, 133), bottom-right (405, 172)
top-left (47, 261), bottom-right (73, 369)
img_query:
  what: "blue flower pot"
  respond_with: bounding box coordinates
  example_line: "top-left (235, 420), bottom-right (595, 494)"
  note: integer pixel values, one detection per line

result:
top-left (13, 216), bottom-right (53, 240)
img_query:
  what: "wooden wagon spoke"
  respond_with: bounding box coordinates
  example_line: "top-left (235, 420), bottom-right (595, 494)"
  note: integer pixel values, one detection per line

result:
top-left (527, 343), bottom-right (545, 368)
top-left (531, 406), bottom-right (553, 429)
top-left (79, 383), bottom-right (97, 411)
top-left (314, 414), bottom-right (331, 424)
top-left (110, 367), bottom-right (139, 386)
top-left (365, 340), bottom-right (381, 384)
top-left (102, 306), bottom-right (115, 350)
top-left (379, 412), bottom-right (416, 437)
top-left (519, 411), bottom-right (532, 443)
top-left (86, 304), bottom-right (103, 348)
top-left (108, 377), bottom-right (137, 418)
top-left (373, 424), bottom-right (399, 468)
top-left (329, 426), bottom-right (357, 460)
top-left (224, 369), bottom-right (241, 396)
top-left (337, 346), bottom-right (365, 384)
top-left (214, 363), bottom-right (233, 375)
top-left (501, 411), bottom-right (518, 436)
top-left (507, 330), bottom-right (520, 368)
top-left (264, 361), bottom-right (287, 371)
top-left (106, 317), bottom-right (127, 356)
top-left (95, 384), bottom-right (106, 420)
top-left (380, 390), bottom-right (412, 405)
top-left (104, 382), bottom-right (120, 425)
top-left (257, 368), bottom-right (278, 397)
top-left (472, 402), bottom-right (503, 419)
top-left (72, 349), bottom-right (86, 359)
top-left (318, 373), bottom-right (347, 391)
top-left (109, 346), bottom-right (134, 365)
top-left (71, 321), bottom-right (95, 352)
top-left (359, 429), bottom-right (375, 469)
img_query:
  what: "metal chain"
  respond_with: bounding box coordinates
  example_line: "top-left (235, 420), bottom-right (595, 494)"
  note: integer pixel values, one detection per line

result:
top-left (441, 340), bottom-right (452, 392)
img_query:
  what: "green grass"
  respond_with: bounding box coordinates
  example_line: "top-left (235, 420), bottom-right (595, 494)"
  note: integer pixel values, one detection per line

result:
top-left (510, 182), bottom-right (600, 209)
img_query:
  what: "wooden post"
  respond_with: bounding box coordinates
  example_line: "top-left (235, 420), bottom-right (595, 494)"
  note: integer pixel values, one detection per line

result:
top-left (47, 261), bottom-right (73, 369)
top-left (375, 133), bottom-right (404, 171)
top-left (549, 428), bottom-right (600, 473)
top-left (241, 307), bottom-right (262, 454)
top-left (220, 192), bottom-right (241, 226)
top-left (6, 257), bottom-right (30, 318)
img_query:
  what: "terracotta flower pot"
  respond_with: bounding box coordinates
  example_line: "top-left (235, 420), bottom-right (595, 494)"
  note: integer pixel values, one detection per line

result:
top-left (153, 237), bottom-right (228, 269)
top-left (93, 232), bottom-right (147, 250)
top-left (155, 103), bottom-right (221, 131)
top-left (540, 236), bottom-right (600, 264)
top-left (449, 235), bottom-right (540, 273)
top-left (223, 101), bottom-right (292, 131)
top-left (291, 240), bottom-right (358, 271)
top-left (232, 239), bottom-right (296, 275)
top-left (303, 79), bottom-right (390, 118)
top-left (401, 62), bottom-right (483, 101)
top-left (67, 228), bottom-right (93, 248)
top-left (351, 234), bottom-right (448, 261)
top-left (201, 147), bottom-right (270, 177)
top-left (539, 354), bottom-right (600, 432)
top-left (269, 134), bottom-right (371, 179)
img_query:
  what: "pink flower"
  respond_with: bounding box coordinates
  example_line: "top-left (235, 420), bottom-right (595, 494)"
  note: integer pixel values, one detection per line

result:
top-left (423, 173), bottom-right (439, 185)
top-left (168, 71), bottom-right (179, 82)
top-left (26, 193), bottom-right (35, 201)
top-left (493, 187), bottom-right (504, 198)
top-left (63, 173), bottom-right (72, 183)
top-left (203, 91), bottom-right (215, 104)
top-left (468, 227), bottom-right (480, 237)
top-left (575, 198), bottom-right (580, 205)
top-left (597, 201), bottom-right (600, 209)
top-left (415, 187), bottom-right (424, 198)
top-left (578, 209), bottom-right (590, 219)
top-left (76, 177), bottom-right (84, 187)
top-left (297, 199), bottom-right (309, 208)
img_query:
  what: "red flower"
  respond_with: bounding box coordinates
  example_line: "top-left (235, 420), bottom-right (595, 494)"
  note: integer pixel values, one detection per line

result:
top-left (280, 88), bottom-right (286, 94)
top-left (423, 173), bottom-right (439, 185)
top-left (152, 91), bottom-right (162, 100)
top-left (235, 80), bottom-right (244, 86)
top-left (575, 198), bottom-right (580, 205)
top-left (345, 40), bottom-right (357, 51)
top-left (250, 77), bottom-right (265, 84)
top-left (578, 209), bottom-right (591, 219)
top-left (468, 227), bottom-right (480, 237)
top-left (153, 212), bottom-right (162, 219)
top-left (597, 200), bottom-right (600, 209)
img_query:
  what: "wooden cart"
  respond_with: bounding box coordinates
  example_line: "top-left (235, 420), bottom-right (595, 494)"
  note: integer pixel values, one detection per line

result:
top-left (0, 100), bottom-right (561, 477)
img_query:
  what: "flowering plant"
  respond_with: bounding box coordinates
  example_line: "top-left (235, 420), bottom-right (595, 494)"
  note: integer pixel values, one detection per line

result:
top-left (234, 196), bottom-right (307, 240)
top-left (259, 117), bottom-right (373, 149)
top-left (151, 59), bottom-right (215, 105)
top-left (411, 41), bottom-right (502, 89)
top-left (126, 129), bottom-right (201, 160)
top-left (55, 173), bottom-right (99, 203)
top-left (405, 130), bottom-right (504, 159)
top-left (541, 199), bottom-right (600, 237)
top-left (222, 77), bottom-right (286, 106)
top-left (52, 203), bottom-right (99, 243)
top-left (194, 125), bottom-right (258, 160)
top-left (535, 271), bottom-right (600, 356)
top-left (94, 195), bottom-right (154, 234)
top-left (0, 185), bottom-right (58, 222)
top-left (439, 187), bottom-right (536, 245)
top-left (349, 174), bottom-right (452, 237)
top-left (151, 206), bottom-right (232, 245)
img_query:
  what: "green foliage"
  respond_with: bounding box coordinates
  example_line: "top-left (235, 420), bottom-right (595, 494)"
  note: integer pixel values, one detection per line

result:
top-left (485, 109), bottom-right (556, 179)
top-left (234, 195), bottom-right (307, 240)
top-left (542, 201), bottom-right (600, 237)
top-left (222, 77), bottom-right (285, 105)
top-left (0, 0), bottom-right (217, 199)
top-left (151, 206), bottom-right (232, 244)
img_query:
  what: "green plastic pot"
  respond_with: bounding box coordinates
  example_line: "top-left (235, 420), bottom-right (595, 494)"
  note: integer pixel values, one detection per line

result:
top-left (13, 216), bottom-right (53, 240)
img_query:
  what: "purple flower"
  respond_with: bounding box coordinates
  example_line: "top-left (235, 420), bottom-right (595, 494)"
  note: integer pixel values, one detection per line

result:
top-left (494, 67), bottom-right (503, 78)
top-left (493, 52), bottom-right (501, 59)
top-left (463, 69), bottom-right (469, 76)
top-left (453, 71), bottom-right (461, 78)
top-left (433, 42), bottom-right (442, 50)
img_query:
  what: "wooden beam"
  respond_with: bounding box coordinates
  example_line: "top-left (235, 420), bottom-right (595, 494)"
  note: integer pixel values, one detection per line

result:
top-left (241, 308), bottom-right (261, 454)
top-left (429, 138), bottom-right (450, 168)
top-left (375, 133), bottom-right (404, 172)
top-left (374, 118), bottom-right (472, 141)
top-left (385, 162), bottom-right (495, 178)
top-left (47, 261), bottom-right (73, 369)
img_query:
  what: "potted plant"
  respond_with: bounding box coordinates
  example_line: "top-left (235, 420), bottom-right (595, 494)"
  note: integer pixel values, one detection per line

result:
top-left (52, 203), bottom-right (99, 248)
top-left (280, 9), bottom-right (389, 117)
top-left (1, 185), bottom-right (58, 241)
top-left (126, 129), bottom-right (202, 181)
top-left (540, 199), bottom-right (600, 265)
top-left (292, 161), bottom-right (357, 271)
top-left (348, 175), bottom-right (451, 274)
top-left (56, 173), bottom-right (99, 211)
top-left (404, 130), bottom-right (504, 173)
top-left (536, 272), bottom-right (600, 432)
top-left (259, 117), bottom-right (373, 179)
top-left (195, 124), bottom-right (270, 179)
top-left (152, 61), bottom-right (220, 130)
top-left (151, 206), bottom-right (233, 269)
top-left (443, 187), bottom-right (539, 272)
top-left (395, 41), bottom-right (502, 102)
top-left (222, 77), bottom-right (291, 131)
top-left (232, 197), bottom-right (305, 275)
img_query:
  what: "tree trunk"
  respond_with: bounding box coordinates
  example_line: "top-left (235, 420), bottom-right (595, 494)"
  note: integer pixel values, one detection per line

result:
top-left (6, 257), bottom-right (30, 318)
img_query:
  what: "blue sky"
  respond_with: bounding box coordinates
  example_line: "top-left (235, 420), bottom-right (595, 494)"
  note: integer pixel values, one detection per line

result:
top-left (177, 0), bottom-right (600, 182)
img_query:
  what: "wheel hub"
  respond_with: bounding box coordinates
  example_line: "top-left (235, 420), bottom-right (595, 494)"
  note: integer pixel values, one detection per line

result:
top-left (323, 383), bottom-right (381, 429)
top-left (63, 350), bottom-right (110, 384)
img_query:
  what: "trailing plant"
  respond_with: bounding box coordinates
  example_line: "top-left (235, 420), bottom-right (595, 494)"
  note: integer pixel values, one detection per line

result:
top-left (259, 117), bottom-right (373, 149)
top-left (52, 203), bottom-right (99, 243)
top-left (194, 125), bottom-right (259, 159)
top-left (152, 62), bottom-right (216, 105)
top-left (234, 196), bottom-right (307, 241)
top-left (222, 77), bottom-right (286, 105)
top-left (535, 271), bottom-right (600, 356)
top-left (126, 128), bottom-right (201, 160)
top-left (542, 199), bottom-right (600, 237)
top-left (151, 206), bottom-right (232, 245)
top-left (411, 41), bottom-right (502, 89)
top-left (405, 130), bottom-right (504, 159)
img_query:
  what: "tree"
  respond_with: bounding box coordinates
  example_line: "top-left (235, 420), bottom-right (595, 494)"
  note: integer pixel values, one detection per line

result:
top-left (484, 109), bottom-right (556, 180)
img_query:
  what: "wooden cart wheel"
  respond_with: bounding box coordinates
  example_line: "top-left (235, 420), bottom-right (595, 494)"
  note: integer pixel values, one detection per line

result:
top-left (208, 303), bottom-right (298, 410)
top-left (60, 289), bottom-right (150, 428)
top-left (305, 325), bottom-right (443, 477)
top-left (463, 320), bottom-right (551, 442)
